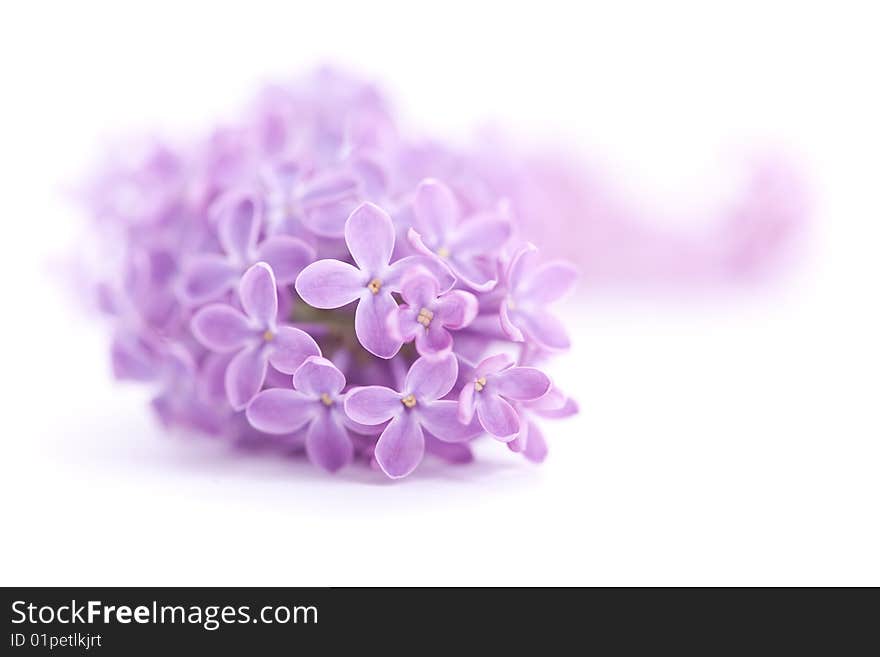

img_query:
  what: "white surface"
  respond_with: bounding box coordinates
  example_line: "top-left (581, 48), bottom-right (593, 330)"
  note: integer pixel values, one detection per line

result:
top-left (1, 1), bottom-right (878, 585)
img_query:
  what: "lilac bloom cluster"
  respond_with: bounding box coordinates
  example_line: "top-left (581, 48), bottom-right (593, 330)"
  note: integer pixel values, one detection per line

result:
top-left (83, 69), bottom-right (578, 478)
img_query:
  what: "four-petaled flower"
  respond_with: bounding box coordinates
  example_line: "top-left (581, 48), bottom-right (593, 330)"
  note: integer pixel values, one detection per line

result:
top-left (191, 262), bottom-right (320, 410)
top-left (500, 243), bottom-right (578, 351)
top-left (295, 202), bottom-right (453, 358)
top-left (458, 354), bottom-right (552, 441)
top-left (246, 356), bottom-right (374, 473)
top-left (180, 190), bottom-right (315, 304)
top-left (387, 267), bottom-right (478, 360)
top-left (345, 355), bottom-right (483, 478)
top-left (507, 387), bottom-right (579, 463)
top-left (407, 178), bottom-right (512, 291)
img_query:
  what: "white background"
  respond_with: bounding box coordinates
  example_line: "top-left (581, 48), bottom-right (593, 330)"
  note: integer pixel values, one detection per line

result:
top-left (1, 1), bottom-right (878, 585)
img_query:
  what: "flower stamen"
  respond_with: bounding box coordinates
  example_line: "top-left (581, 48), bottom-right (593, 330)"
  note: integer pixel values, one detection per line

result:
top-left (367, 278), bottom-right (382, 294)
top-left (320, 393), bottom-right (334, 406)
top-left (401, 393), bottom-right (417, 408)
top-left (262, 330), bottom-right (275, 341)
top-left (474, 376), bottom-right (487, 392)
top-left (417, 307), bottom-right (434, 327)
top-left (437, 246), bottom-right (450, 258)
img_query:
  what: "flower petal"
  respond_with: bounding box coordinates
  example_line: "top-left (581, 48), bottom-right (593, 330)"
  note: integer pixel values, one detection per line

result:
top-left (179, 254), bottom-right (237, 304)
top-left (293, 356), bottom-right (345, 397)
top-left (404, 354), bottom-right (458, 402)
top-left (493, 366), bottom-right (552, 401)
top-left (355, 290), bottom-right (402, 358)
top-left (385, 254), bottom-right (456, 293)
top-left (399, 268), bottom-right (439, 308)
top-left (246, 388), bottom-right (317, 434)
top-left (267, 326), bottom-right (321, 374)
top-left (239, 262), bottom-right (277, 327)
top-left (344, 202), bottom-right (394, 274)
top-left (520, 261), bottom-right (579, 304)
top-left (387, 306), bottom-right (421, 343)
top-left (499, 300), bottom-right (525, 342)
top-left (523, 420), bottom-right (548, 463)
top-left (217, 192), bottom-right (261, 263)
top-left (256, 235), bottom-right (316, 285)
top-left (191, 304), bottom-right (255, 352)
top-left (447, 253), bottom-right (499, 292)
top-left (295, 259), bottom-right (365, 308)
top-left (476, 392), bottom-right (520, 441)
top-left (474, 353), bottom-right (515, 379)
top-left (450, 214), bottom-right (512, 256)
top-left (225, 346), bottom-right (269, 410)
top-left (305, 410), bottom-right (354, 473)
top-left (414, 326), bottom-right (453, 360)
top-left (506, 242), bottom-right (539, 291)
top-left (413, 178), bottom-right (459, 245)
top-left (425, 435), bottom-right (474, 464)
top-left (374, 413), bottom-right (425, 479)
top-left (434, 290), bottom-right (478, 329)
top-left (511, 309), bottom-right (571, 350)
top-left (457, 382), bottom-right (476, 424)
top-left (419, 400), bottom-right (483, 443)
top-left (344, 386), bottom-right (403, 425)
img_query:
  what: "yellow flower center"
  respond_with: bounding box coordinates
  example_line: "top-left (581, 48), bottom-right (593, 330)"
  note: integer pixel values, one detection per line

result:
top-left (320, 393), bottom-right (334, 407)
top-left (474, 376), bottom-right (487, 392)
top-left (262, 330), bottom-right (275, 341)
top-left (417, 307), bottom-right (434, 327)
top-left (367, 278), bottom-right (382, 294)
top-left (437, 246), bottom-right (451, 258)
top-left (401, 393), bottom-right (417, 408)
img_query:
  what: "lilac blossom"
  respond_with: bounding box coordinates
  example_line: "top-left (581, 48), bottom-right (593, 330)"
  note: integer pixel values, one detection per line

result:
top-left (295, 202), bottom-right (453, 358)
top-left (246, 356), bottom-right (374, 472)
top-left (345, 355), bottom-right (483, 478)
top-left (387, 267), bottom-right (478, 360)
top-left (458, 354), bottom-right (552, 441)
top-left (179, 190), bottom-right (315, 304)
top-left (507, 387), bottom-right (579, 463)
top-left (500, 243), bottom-right (579, 351)
top-left (191, 262), bottom-right (320, 410)
top-left (407, 178), bottom-right (513, 291)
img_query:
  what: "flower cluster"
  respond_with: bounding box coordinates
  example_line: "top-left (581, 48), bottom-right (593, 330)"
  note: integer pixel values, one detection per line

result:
top-left (84, 69), bottom-right (578, 478)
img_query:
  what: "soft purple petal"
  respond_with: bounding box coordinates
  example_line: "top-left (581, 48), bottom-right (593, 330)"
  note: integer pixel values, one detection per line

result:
top-left (218, 193), bottom-right (261, 263)
top-left (457, 382), bottom-right (476, 424)
top-left (191, 304), bottom-right (255, 352)
top-left (305, 410), bottom-right (354, 473)
top-left (293, 356), bottom-right (345, 397)
top-left (344, 385), bottom-right (403, 425)
top-left (225, 346), bottom-right (269, 410)
top-left (300, 198), bottom-right (359, 238)
top-left (374, 413), bottom-right (425, 479)
top-left (256, 235), bottom-right (316, 285)
top-left (434, 290), bottom-right (478, 329)
top-left (385, 254), bottom-right (456, 293)
top-left (387, 306), bottom-right (421, 343)
top-left (506, 242), bottom-right (539, 291)
top-left (400, 269), bottom-right (439, 308)
top-left (239, 262), bottom-right (277, 327)
top-left (413, 178), bottom-right (458, 245)
top-left (295, 259), bottom-right (365, 308)
top-left (267, 326), bottom-right (321, 374)
top-left (520, 261), bottom-right (579, 303)
top-left (246, 388), bottom-right (317, 434)
top-left (355, 290), bottom-right (402, 358)
top-left (419, 400), bottom-right (483, 443)
top-left (344, 202), bottom-right (395, 274)
top-left (510, 309), bottom-right (571, 350)
top-left (110, 334), bottom-right (158, 381)
top-left (414, 326), bottom-right (453, 359)
top-left (447, 253), bottom-right (498, 292)
top-left (493, 367), bottom-right (552, 401)
top-left (523, 420), bottom-right (548, 463)
top-left (474, 353), bottom-right (515, 378)
top-left (499, 300), bottom-right (525, 342)
top-left (476, 392), bottom-right (520, 441)
top-left (179, 254), bottom-right (237, 304)
top-left (450, 215), bottom-right (512, 256)
top-left (533, 396), bottom-right (579, 419)
top-left (425, 435), bottom-right (474, 464)
top-left (404, 354), bottom-right (458, 402)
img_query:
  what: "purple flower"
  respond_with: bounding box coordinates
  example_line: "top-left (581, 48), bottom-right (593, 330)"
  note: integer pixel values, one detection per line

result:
top-left (507, 387), bottom-right (579, 462)
top-left (407, 178), bottom-right (512, 291)
top-left (179, 190), bottom-right (315, 304)
top-left (387, 267), bottom-right (478, 360)
top-left (458, 354), bottom-right (552, 441)
top-left (191, 262), bottom-right (320, 410)
top-left (344, 354), bottom-right (483, 478)
top-left (295, 202), bottom-right (453, 358)
top-left (246, 356), bottom-right (372, 472)
top-left (500, 243), bottom-right (578, 351)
